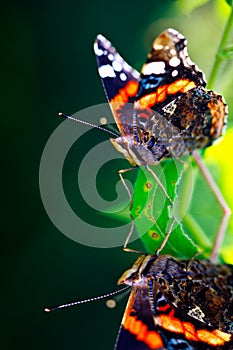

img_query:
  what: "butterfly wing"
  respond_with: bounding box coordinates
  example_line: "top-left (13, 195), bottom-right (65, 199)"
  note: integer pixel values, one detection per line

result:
top-left (94, 35), bottom-right (139, 135)
top-left (136, 28), bottom-right (206, 108)
top-left (134, 28), bottom-right (206, 131)
top-left (114, 287), bottom-right (165, 350)
top-left (161, 259), bottom-right (233, 334)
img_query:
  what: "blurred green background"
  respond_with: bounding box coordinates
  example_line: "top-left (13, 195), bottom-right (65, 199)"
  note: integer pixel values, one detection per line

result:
top-left (2, 0), bottom-right (233, 349)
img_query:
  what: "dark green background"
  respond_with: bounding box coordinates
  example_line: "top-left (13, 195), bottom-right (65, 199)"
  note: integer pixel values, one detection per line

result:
top-left (2, 1), bottom-right (232, 349)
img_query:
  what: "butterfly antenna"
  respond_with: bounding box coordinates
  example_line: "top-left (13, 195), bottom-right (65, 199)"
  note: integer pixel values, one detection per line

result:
top-left (44, 286), bottom-right (129, 312)
top-left (58, 112), bottom-right (119, 138)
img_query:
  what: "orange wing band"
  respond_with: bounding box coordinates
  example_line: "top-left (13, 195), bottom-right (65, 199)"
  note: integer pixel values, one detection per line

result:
top-left (159, 310), bottom-right (232, 346)
top-left (138, 79), bottom-right (196, 109)
top-left (122, 292), bottom-right (163, 349)
top-left (110, 81), bottom-right (138, 105)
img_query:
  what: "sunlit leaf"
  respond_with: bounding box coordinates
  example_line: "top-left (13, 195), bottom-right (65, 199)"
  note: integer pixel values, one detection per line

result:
top-left (130, 159), bottom-right (207, 258)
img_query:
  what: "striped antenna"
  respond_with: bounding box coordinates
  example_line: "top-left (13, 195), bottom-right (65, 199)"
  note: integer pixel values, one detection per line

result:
top-left (44, 286), bottom-right (129, 312)
top-left (58, 112), bottom-right (119, 138)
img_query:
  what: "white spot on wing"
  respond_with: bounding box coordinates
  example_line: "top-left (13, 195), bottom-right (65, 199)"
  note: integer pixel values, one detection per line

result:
top-left (187, 305), bottom-right (205, 323)
top-left (178, 32), bottom-right (184, 39)
top-left (153, 43), bottom-right (163, 50)
top-left (183, 47), bottom-right (188, 56)
top-left (120, 72), bottom-right (127, 81)
top-left (98, 65), bottom-right (116, 78)
top-left (94, 42), bottom-right (104, 56)
top-left (186, 56), bottom-right (194, 66)
top-left (95, 35), bottom-right (140, 80)
top-left (96, 34), bottom-right (108, 43)
top-left (168, 28), bottom-right (179, 35)
top-left (172, 70), bottom-right (178, 77)
top-left (142, 61), bottom-right (165, 75)
top-left (112, 60), bottom-right (122, 72)
top-left (169, 57), bottom-right (180, 67)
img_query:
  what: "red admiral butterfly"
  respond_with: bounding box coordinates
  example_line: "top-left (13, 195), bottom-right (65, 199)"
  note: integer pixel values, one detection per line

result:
top-left (94, 28), bottom-right (227, 166)
top-left (94, 29), bottom-right (230, 260)
top-left (115, 253), bottom-right (233, 350)
top-left (44, 236), bottom-right (233, 350)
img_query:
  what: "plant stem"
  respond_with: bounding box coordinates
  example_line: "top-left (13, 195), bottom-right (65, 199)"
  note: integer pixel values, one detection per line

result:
top-left (182, 213), bottom-right (212, 250)
top-left (208, 6), bottom-right (233, 89)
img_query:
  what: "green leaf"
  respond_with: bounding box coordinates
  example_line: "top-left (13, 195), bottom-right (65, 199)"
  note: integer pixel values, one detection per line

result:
top-left (104, 132), bottom-right (233, 262)
top-left (130, 159), bottom-right (206, 258)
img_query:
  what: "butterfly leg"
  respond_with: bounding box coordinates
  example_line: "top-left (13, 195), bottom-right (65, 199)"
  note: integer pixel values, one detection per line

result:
top-left (122, 218), bottom-right (144, 253)
top-left (119, 166), bottom-right (175, 254)
top-left (192, 150), bottom-right (231, 262)
top-left (118, 170), bottom-right (134, 210)
top-left (145, 165), bottom-right (173, 205)
top-left (118, 168), bottom-right (146, 254)
top-left (156, 217), bottom-right (176, 254)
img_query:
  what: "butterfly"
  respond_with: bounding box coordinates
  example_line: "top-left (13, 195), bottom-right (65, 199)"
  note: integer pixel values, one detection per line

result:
top-left (94, 28), bottom-right (227, 168)
top-left (114, 252), bottom-right (233, 349)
